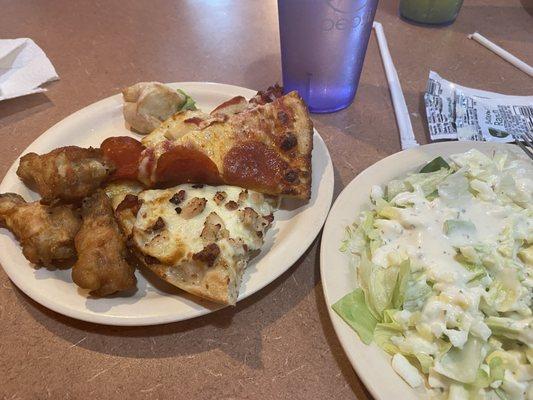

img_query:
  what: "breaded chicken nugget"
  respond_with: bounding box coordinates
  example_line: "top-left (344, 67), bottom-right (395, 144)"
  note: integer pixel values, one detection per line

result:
top-left (0, 193), bottom-right (81, 267)
top-left (17, 146), bottom-right (114, 204)
top-left (72, 191), bottom-right (136, 296)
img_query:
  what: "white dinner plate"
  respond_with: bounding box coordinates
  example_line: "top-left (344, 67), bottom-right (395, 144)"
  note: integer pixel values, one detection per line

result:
top-left (320, 141), bottom-right (525, 400)
top-left (0, 82), bottom-right (334, 326)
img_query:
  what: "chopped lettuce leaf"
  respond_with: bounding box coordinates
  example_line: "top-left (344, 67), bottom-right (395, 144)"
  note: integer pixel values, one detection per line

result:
top-left (402, 271), bottom-right (432, 312)
top-left (374, 322), bottom-right (401, 355)
top-left (444, 219), bottom-right (477, 247)
top-left (415, 352), bottom-right (433, 374)
top-left (386, 179), bottom-right (409, 201)
top-left (176, 89), bottom-right (197, 111)
top-left (405, 168), bottom-right (451, 197)
top-left (420, 156), bottom-right (450, 173)
top-left (489, 356), bottom-right (506, 382)
top-left (373, 310), bottom-right (404, 354)
top-left (332, 289), bottom-right (377, 345)
top-left (485, 317), bottom-right (533, 346)
top-left (437, 170), bottom-right (473, 207)
top-left (392, 259), bottom-right (411, 309)
top-left (450, 149), bottom-right (495, 180)
top-left (483, 273), bottom-right (524, 314)
top-left (359, 251), bottom-right (399, 319)
top-left (433, 337), bottom-right (487, 384)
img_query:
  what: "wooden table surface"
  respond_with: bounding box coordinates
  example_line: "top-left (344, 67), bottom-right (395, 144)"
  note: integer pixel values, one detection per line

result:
top-left (1, 1), bottom-right (532, 399)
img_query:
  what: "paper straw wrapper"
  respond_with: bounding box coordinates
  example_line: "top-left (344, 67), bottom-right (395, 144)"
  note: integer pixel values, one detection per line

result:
top-left (468, 32), bottom-right (533, 78)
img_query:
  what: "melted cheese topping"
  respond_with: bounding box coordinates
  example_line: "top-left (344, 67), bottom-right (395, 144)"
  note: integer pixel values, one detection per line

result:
top-left (133, 184), bottom-right (275, 266)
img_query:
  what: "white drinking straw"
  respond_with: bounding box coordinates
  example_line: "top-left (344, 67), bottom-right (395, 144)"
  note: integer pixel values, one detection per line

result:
top-left (373, 22), bottom-right (419, 150)
top-left (468, 32), bottom-right (533, 78)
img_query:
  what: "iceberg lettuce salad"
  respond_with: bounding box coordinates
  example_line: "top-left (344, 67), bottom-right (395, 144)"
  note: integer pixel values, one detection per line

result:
top-left (334, 149), bottom-right (532, 400)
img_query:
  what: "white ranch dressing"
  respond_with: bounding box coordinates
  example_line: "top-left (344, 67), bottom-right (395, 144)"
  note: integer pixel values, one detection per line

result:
top-left (369, 167), bottom-right (515, 348)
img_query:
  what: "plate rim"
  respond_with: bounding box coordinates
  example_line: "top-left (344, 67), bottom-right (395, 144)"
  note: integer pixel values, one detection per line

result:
top-left (0, 82), bottom-right (334, 326)
top-left (319, 141), bottom-right (523, 400)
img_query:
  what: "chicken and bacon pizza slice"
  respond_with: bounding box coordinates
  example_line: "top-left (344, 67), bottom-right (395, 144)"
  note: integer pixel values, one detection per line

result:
top-left (110, 183), bottom-right (276, 305)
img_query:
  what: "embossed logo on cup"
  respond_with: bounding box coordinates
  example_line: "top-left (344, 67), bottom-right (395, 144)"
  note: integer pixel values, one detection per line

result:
top-left (322, 0), bottom-right (374, 32)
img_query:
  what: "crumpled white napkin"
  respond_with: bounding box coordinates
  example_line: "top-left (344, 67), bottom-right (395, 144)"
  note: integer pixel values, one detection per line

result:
top-left (0, 38), bottom-right (59, 101)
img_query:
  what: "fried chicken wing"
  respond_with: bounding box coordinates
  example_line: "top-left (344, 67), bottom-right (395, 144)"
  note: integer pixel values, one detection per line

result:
top-left (16, 146), bottom-right (114, 203)
top-left (72, 191), bottom-right (136, 296)
top-left (0, 193), bottom-right (81, 267)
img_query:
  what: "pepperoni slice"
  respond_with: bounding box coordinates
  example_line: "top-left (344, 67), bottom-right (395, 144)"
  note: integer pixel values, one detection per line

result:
top-left (100, 136), bottom-right (145, 181)
top-left (223, 141), bottom-right (287, 192)
top-left (116, 194), bottom-right (141, 215)
top-left (155, 145), bottom-right (223, 186)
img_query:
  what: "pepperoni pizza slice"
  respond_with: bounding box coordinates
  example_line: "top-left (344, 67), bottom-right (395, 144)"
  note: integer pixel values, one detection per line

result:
top-left (102, 89), bottom-right (314, 200)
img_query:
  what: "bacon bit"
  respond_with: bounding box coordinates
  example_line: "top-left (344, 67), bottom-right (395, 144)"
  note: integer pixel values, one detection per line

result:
top-left (116, 194), bottom-right (141, 215)
top-left (213, 191), bottom-right (227, 205)
top-left (169, 190), bottom-right (186, 205)
top-left (225, 200), bottom-right (239, 211)
top-left (181, 197), bottom-right (207, 219)
top-left (238, 190), bottom-right (248, 203)
top-left (280, 133), bottom-right (297, 151)
top-left (150, 217), bottom-right (165, 231)
top-left (175, 207), bottom-right (182, 214)
top-left (192, 243), bottom-right (220, 267)
top-left (263, 213), bottom-right (274, 224)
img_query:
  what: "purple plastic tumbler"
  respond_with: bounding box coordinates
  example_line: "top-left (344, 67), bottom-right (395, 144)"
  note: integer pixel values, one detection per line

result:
top-left (278, 0), bottom-right (378, 113)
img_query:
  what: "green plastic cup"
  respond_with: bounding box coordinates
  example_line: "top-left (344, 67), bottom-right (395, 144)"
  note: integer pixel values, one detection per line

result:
top-left (399, 0), bottom-right (464, 25)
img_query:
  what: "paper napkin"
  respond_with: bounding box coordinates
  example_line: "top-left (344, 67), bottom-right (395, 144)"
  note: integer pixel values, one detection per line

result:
top-left (0, 38), bottom-right (59, 101)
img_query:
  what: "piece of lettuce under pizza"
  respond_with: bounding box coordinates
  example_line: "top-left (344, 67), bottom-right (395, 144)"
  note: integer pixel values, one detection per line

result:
top-left (112, 183), bottom-right (277, 305)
